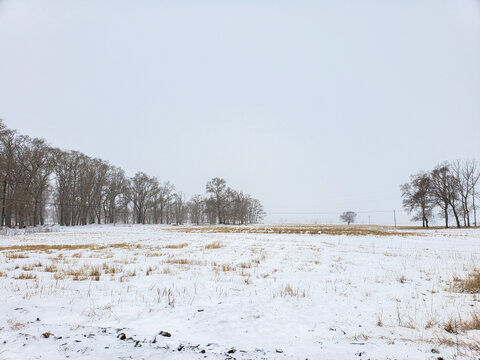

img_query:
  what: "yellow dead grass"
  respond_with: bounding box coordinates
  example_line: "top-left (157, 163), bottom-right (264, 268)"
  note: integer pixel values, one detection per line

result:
top-left (172, 225), bottom-right (417, 237)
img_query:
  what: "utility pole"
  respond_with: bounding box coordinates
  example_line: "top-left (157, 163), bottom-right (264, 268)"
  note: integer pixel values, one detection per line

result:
top-left (393, 209), bottom-right (397, 228)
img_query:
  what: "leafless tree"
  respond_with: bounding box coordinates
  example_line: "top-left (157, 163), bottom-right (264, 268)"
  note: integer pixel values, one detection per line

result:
top-left (0, 121), bottom-right (266, 228)
top-left (188, 194), bottom-right (204, 225)
top-left (129, 172), bottom-right (156, 224)
top-left (471, 160), bottom-right (480, 227)
top-left (340, 211), bottom-right (356, 225)
top-left (206, 177), bottom-right (228, 224)
top-left (401, 172), bottom-right (434, 227)
top-left (430, 165), bottom-right (455, 228)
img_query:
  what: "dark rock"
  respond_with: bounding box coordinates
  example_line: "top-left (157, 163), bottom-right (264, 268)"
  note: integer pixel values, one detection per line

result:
top-left (276, 349), bottom-right (283, 353)
top-left (200, 349), bottom-right (206, 353)
top-left (42, 332), bottom-right (52, 338)
top-left (177, 344), bottom-right (184, 351)
top-left (117, 333), bottom-right (126, 340)
top-left (159, 331), bottom-right (171, 337)
top-left (227, 348), bottom-right (236, 354)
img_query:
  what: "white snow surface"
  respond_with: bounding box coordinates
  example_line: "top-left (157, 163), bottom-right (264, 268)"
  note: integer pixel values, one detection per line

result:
top-left (1, 224), bottom-right (480, 359)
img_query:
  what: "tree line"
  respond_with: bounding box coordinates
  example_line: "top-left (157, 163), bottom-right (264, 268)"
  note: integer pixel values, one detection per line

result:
top-left (401, 160), bottom-right (480, 228)
top-left (0, 121), bottom-right (265, 228)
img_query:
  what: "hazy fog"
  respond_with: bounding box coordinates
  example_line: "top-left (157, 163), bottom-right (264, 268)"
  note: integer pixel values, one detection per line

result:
top-left (1, 0), bottom-right (479, 224)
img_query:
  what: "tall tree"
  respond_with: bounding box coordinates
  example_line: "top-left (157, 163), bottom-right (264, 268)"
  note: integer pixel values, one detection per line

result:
top-left (400, 172), bottom-right (434, 228)
top-left (206, 177), bottom-right (228, 224)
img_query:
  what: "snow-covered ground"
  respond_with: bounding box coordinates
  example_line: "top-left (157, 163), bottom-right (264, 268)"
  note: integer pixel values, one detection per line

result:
top-left (1, 225), bottom-right (480, 359)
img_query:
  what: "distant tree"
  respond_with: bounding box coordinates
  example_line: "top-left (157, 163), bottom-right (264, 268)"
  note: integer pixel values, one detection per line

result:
top-left (206, 177), bottom-right (228, 224)
top-left (0, 120), bottom-right (266, 228)
top-left (451, 159), bottom-right (478, 227)
top-left (431, 164), bottom-right (462, 228)
top-left (471, 160), bottom-right (480, 227)
top-left (129, 172), bottom-right (156, 224)
top-left (188, 194), bottom-right (204, 225)
top-left (400, 172), bottom-right (434, 227)
top-left (172, 192), bottom-right (186, 225)
top-left (340, 211), bottom-right (356, 225)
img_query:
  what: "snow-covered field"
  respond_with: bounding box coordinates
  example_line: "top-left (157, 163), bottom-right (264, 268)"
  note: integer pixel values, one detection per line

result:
top-left (1, 225), bottom-right (480, 360)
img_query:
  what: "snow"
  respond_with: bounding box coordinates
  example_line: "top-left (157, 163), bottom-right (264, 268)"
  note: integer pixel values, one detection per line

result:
top-left (1, 224), bottom-right (480, 359)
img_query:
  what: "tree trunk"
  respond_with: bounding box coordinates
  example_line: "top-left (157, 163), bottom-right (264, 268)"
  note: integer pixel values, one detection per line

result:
top-left (452, 206), bottom-right (461, 228)
top-left (444, 204), bottom-right (449, 228)
top-left (0, 177), bottom-right (6, 227)
top-left (473, 190), bottom-right (477, 227)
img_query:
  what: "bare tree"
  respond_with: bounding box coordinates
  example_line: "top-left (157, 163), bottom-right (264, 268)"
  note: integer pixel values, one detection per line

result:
top-left (430, 165), bottom-right (455, 228)
top-left (188, 194), bottom-right (204, 225)
top-left (206, 177), bottom-right (228, 224)
top-left (172, 193), bottom-right (186, 225)
top-left (451, 159), bottom-right (474, 227)
top-left (0, 121), bottom-right (266, 228)
top-left (471, 160), bottom-right (480, 227)
top-left (129, 172), bottom-right (156, 224)
top-left (401, 172), bottom-right (434, 227)
top-left (340, 211), bottom-right (357, 225)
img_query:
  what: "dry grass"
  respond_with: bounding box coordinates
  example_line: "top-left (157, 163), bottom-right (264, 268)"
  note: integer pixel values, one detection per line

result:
top-left (44, 264), bottom-right (57, 272)
top-left (53, 272), bottom-right (66, 280)
top-left (165, 258), bottom-right (202, 266)
top-left (238, 262), bottom-right (252, 269)
top-left (277, 283), bottom-right (309, 298)
top-left (0, 242), bottom-right (135, 253)
top-left (455, 270), bottom-right (480, 293)
top-left (205, 241), bottom-right (223, 249)
top-left (7, 253), bottom-right (28, 259)
top-left (444, 312), bottom-right (480, 334)
top-left (14, 272), bottom-right (37, 280)
top-left (172, 225), bottom-right (417, 237)
top-left (164, 243), bottom-right (188, 249)
top-left (54, 264), bottom-right (103, 281)
top-left (7, 319), bottom-right (25, 330)
top-left (102, 263), bottom-right (121, 274)
top-left (213, 263), bottom-right (236, 272)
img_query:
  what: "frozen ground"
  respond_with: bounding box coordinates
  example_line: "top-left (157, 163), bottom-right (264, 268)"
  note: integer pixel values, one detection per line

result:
top-left (1, 225), bottom-right (480, 359)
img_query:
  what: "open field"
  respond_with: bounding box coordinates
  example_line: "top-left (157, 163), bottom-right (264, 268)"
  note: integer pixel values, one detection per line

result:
top-left (1, 225), bottom-right (480, 359)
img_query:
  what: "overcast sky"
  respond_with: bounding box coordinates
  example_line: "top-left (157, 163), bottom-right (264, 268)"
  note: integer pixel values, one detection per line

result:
top-left (1, 0), bottom-right (479, 224)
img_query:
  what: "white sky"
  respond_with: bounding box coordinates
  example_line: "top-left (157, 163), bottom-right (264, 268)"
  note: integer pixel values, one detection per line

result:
top-left (1, 0), bottom-right (479, 225)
